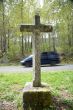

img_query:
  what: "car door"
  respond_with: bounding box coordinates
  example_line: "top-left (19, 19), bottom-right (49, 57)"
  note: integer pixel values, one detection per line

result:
top-left (41, 52), bottom-right (48, 65)
top-left (47, 52), bottom-right (60, 64)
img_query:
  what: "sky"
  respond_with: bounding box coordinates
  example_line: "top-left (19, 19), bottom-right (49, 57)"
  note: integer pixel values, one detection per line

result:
top-left (38, 0), bottom-right (44, 8)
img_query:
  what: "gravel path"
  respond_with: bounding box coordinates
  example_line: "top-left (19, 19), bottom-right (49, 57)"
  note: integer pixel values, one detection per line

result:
top-left (0, 64), bottom-right (73, 73)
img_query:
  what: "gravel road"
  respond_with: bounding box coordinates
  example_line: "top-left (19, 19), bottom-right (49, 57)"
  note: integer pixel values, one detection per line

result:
top-left (0, 64), bottom-right (73, 73)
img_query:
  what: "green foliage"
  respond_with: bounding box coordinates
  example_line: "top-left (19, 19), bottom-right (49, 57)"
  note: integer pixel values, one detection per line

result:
top-left (70, 0), bottom-right (73, 2)
top-left (0, 0), bottom-right (3, 2)
top-left (0, 0), bottom-right (73, 61)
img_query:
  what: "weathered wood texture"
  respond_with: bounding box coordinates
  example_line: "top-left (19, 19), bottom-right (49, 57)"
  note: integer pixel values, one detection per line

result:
top-left (20, 14), bottom-right (53, 87)
top-left (20, 24), bottom-right (53, 32)
top-left (32, 30), bottom-right (41, 87)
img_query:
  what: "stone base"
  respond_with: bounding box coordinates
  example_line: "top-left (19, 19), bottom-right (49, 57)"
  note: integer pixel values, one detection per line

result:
top-left (23, 82), bottom-right (53, 110)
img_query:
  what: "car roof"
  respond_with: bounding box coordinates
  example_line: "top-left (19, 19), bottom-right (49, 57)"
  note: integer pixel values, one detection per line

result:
top-left (42, 51), bottom-right (58, 54)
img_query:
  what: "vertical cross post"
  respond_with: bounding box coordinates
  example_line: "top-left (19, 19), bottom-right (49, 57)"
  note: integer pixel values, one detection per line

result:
top-left (32, 14), bottom-right (41, 87)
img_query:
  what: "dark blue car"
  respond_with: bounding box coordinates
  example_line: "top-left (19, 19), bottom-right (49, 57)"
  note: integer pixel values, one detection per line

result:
top-left (20, 51), bottom-right (60, 67)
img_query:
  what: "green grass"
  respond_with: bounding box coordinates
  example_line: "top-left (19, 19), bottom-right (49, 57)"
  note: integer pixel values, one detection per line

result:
top-left (0, 62), bottom-right (20, 66)
top-left (0, 71), bottom-right (73, 109)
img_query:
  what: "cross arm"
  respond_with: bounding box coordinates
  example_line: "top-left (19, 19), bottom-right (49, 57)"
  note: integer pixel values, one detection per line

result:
top-left (39, 24), bottom-right (53, 32)
top-left (20, 24), bottom-right (35, 32)
top-left (20, 24), bottom-right (53, 32)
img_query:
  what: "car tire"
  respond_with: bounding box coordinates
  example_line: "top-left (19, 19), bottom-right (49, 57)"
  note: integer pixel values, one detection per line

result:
top-left (25, 62), bottom-right (32, 67)
top-left (50, 61), bottom-right (55, 66)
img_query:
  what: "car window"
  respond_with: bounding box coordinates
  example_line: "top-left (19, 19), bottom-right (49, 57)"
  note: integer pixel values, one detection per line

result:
top-left (41, 52), bottom-right (48, 59)
top-left (48, 52), bottom-right (59, 58)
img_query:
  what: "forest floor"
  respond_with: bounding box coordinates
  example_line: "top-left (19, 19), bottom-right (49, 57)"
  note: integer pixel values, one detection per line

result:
top-left (0, 95), bottom-right (73, 110)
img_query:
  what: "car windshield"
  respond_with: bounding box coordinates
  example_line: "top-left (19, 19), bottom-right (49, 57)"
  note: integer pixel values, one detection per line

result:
top-left (22, 55), bottom-right (32, 61)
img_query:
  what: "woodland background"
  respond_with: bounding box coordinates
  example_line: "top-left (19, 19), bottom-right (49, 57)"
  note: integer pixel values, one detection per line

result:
top-left (0, 0), bottom-right (73, 63)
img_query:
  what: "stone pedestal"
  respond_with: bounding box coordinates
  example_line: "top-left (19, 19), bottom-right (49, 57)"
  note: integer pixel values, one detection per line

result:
top-left (23, 82), bottom-right (52, 110)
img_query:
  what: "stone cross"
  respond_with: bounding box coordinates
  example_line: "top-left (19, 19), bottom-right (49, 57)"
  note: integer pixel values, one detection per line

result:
top-left (20, 13), bottom-right (53, 87)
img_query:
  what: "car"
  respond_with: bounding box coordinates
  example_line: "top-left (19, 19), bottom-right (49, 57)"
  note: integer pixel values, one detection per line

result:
top-left (20, 51), bottom-right (60, 67)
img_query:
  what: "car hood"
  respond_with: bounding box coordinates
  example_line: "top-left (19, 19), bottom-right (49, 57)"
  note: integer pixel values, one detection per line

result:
top-left (20, 55), bottom-right (33, 63)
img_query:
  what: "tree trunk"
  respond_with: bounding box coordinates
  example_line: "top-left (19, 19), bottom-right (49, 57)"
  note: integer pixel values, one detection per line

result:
top-left (21, 0), bottom-right (24, 56)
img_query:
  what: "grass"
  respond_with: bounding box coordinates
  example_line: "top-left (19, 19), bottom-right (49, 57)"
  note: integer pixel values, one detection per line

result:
top-left (0, 62), bottom-right (20, 66)
top-left (0, 71), bottom-right (73, 109)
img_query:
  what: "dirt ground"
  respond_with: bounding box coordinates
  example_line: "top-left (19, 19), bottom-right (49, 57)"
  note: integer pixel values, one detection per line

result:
top-left (0, 101), bottom-right (17, 110)
top-left (0, 96), bottom-right (73, 110)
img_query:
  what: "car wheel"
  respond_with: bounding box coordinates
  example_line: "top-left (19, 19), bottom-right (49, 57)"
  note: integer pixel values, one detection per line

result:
top-left (50, 61), bottom-right (55, 66)
top-left (25, 62), bottom-right (32, 67)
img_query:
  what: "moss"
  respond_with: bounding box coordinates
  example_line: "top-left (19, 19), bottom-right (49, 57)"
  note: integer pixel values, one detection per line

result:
top-left (23, 83), bottom-right (53, 109)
